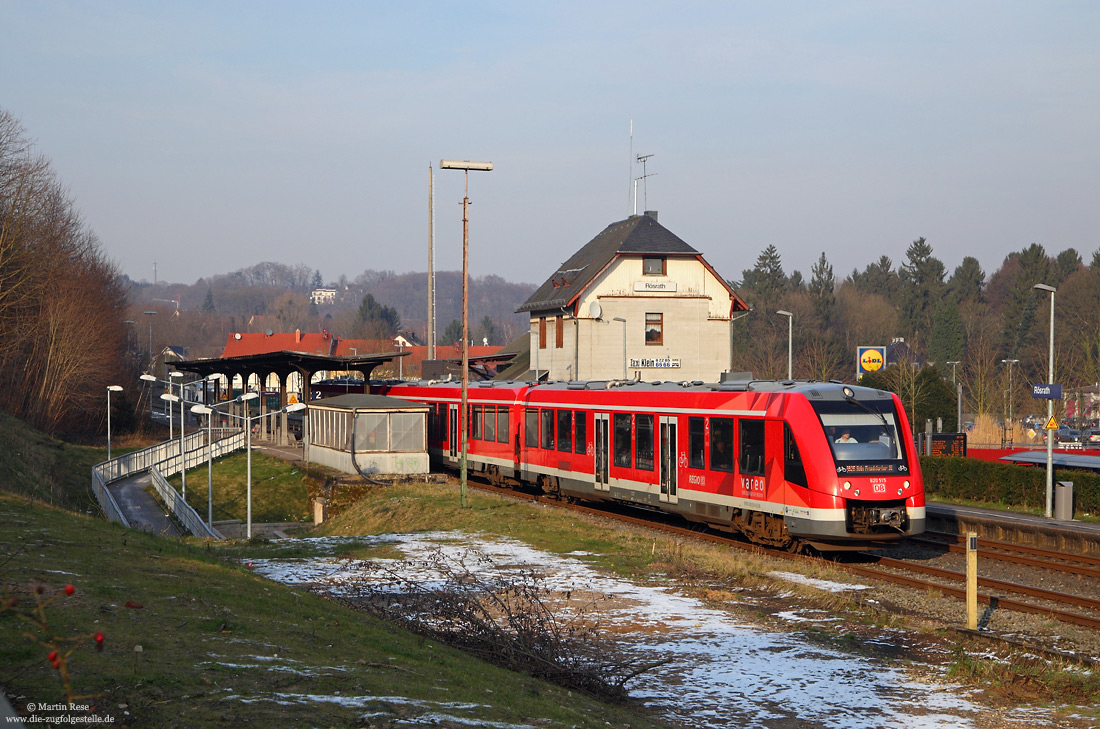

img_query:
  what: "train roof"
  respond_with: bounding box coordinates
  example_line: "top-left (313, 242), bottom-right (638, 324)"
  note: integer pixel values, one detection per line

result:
top-left (379, 377), bottom-right (897, 403)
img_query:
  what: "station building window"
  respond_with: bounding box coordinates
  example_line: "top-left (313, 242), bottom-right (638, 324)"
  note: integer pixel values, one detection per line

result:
top-left (539, 317), bottom-right (547, 349)
top-left (643, 257), bottom-right (666, 275)
top-left (645, 313), bottom-right (663, 345)
top-left (556, 315), bottom-right (564, 348)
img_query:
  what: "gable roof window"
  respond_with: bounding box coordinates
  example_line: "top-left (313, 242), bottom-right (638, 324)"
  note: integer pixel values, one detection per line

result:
top-left (643, 256), bottom-right (666, 276)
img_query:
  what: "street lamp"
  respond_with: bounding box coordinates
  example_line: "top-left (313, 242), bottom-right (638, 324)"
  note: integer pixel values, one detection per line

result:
top-left (1033, 282), bottom-right (1057, 518)
top-left (440, 158), bottom-right (493, 508)
top-left (190, 404), bottom-right (215, 529)
top-left (1001, 359), bottom-right (1019, 445)
top-left (946, 361), bottom-right (961, 432)
top-left (776, 310), bottom-right (793, 380)
top-left (612, 317), bottom-right (627, 379)
top-left (106, 386), bottom-right (123, 460)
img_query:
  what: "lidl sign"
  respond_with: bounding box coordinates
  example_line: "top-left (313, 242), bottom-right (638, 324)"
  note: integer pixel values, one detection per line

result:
top-left (857, 346), bottom-right (886, 376)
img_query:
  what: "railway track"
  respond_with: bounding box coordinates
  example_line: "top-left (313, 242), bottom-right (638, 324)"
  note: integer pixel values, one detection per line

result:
top-left (463, 477), bottom-right (1100, 632)
top-left (914, 531), bottom-right (1100, 579)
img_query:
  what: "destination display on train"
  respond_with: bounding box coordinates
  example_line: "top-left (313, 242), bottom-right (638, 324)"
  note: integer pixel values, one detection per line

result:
top-left (837, 463), bottom-right (904, 475)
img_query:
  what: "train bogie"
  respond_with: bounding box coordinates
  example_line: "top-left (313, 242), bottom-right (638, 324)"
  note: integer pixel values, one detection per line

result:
top-left (372, 378), bottom-right (925, 551)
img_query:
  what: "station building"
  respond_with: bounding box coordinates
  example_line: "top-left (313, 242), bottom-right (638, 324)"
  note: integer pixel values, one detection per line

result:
top-left (517, 211), bottom-right (748, 382)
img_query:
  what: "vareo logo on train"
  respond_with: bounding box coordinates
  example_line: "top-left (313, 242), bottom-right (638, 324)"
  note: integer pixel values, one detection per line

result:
top-left (858, 346), bottom-right (885, 374)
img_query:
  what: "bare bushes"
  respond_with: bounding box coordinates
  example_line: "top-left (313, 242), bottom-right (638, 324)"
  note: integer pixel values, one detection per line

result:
top-left (317, 547), bottom-right (667, 703)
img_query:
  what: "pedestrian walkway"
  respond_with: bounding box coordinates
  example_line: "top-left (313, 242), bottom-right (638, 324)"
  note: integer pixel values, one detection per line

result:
top-left (105, 471), bottom-right (183, 537)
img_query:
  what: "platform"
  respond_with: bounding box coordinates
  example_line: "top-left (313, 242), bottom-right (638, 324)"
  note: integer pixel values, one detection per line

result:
top-left (926, 501), bottom-right (1100, 556)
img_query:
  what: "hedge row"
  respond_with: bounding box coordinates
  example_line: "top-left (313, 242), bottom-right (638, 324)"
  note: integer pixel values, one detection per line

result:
top-left (918, 456), bottom-right (1100, 516)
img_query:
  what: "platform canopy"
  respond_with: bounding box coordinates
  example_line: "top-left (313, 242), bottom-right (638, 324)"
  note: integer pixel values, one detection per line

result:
top-left (175, 350), bottom-right (403, 404)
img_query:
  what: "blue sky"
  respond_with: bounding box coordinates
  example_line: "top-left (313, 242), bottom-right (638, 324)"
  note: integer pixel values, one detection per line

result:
top-left (3, 1), bottom-right (1099, 288)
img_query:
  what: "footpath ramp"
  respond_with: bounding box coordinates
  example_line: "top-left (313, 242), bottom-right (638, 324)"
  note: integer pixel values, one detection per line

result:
top-left (106, 471), bottom-right (183, 537)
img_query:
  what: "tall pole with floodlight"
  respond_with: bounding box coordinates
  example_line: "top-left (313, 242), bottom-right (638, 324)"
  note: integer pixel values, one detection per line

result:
top-left (106, 386), bottom-right (123, 460)
top-left (439, 159), bottom-right (493, 508)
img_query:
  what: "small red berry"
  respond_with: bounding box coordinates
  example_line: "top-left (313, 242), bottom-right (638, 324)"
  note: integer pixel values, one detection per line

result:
top-left (47, 651), bottom-right (57, 661)
top-left (51, 659), bottom-right (60, 669)
top-left (64, 584), bottom-right (75, 596)
top-left (94, 632), bottom-right (105, 644)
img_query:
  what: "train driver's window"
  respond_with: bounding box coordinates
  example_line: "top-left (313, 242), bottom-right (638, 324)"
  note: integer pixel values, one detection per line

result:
top-left (709, 417), bottom-right (734, 472)
top-left (497, 408), bottom-right (510, 444)
top-left (613, 413), bottom-right (632, 467)
top-left (557, 409), bottom-right (573, 452)
top-left (688, 417), bottom-right (705, 468)
top-left (784, 424), bottom-right (807, 487)
top-left (484, 405), bottom-right (496, 442)
top-left (635, 414), bottom-right (654, 470)
top-left (541, 409), bottom-right (556, 449)
top-left (740, 419), bottom-right (766, 476)
top-left (574, 411), bottom-right (587, 454)
top-left (525, 409), bottom-right (538, 449)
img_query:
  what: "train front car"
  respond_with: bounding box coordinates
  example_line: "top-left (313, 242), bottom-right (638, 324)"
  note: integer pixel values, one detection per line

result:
top-left (787, 383), bottom-right (925, 550)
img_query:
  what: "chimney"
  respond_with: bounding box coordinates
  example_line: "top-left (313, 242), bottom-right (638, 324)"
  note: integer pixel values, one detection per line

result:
top-left (644, 210), bottom-right (658, 221)
top-left (295, 328), bottom-right (301, 343)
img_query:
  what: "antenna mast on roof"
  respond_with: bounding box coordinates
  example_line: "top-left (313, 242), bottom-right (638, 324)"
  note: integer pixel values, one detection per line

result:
top-left (636, 153), bottom-right (656, 212)
top-left (627, 120), bottom-right (633, 217)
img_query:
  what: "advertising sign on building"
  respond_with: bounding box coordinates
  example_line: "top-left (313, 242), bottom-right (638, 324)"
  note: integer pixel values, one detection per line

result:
top-left (857, 346), bottom-right (886, 379)
top-left (629, 357), bottom-right (681, 369)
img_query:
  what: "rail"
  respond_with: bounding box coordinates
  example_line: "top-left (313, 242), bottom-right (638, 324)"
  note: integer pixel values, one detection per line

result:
top-left (89, 428), bottom-right (246, 538)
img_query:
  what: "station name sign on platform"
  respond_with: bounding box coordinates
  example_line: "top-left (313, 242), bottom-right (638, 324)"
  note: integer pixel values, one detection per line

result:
top-left (1031, 384), bottom-right (1063, 399)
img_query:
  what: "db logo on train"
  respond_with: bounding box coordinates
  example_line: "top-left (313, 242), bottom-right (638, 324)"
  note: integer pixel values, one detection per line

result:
top-left (859, 347), bottom-right (885, 373)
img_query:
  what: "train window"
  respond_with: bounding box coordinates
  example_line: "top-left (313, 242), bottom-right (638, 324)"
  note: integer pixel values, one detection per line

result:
top-left (784, 424), bottom-right (807, 488)
top-left (497, 408), bottom-right (510, 444)
top-left (541, 409), bottom-right (555, 450)
top-left (613, 413), bottom-right (632, 468)
top-left (472, 405), bottom-right (483, 440)
top-left (557, 410), bottom-right (573, 452)
top-left (484, 405), bottom-right (496, 442)
top-left (688, 417), bottom-right (705, 468)
top-left (574, 411), bottom-right (587, 454)
top-left (709, 417), bottom-right (734, 472)
top-left (525, 409), bottom-right (538, 448)
top-left (813, 398), bottom-right (908, 473)
top-left (635, 414), bottom-right (654, 471)
top-left (740, 419), bottom-right (766, 476)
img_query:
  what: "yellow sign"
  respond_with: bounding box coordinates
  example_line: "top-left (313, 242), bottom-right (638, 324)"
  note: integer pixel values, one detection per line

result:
top-left (289, 393), bottom-right (299, 404)
top-left (1045, 415), bottom-right (1058, 431)
top-left (858, 347), bottom-right (885, 373)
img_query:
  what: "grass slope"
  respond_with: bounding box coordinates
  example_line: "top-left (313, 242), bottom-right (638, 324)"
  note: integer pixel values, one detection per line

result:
top-left (0, 492), bottom-right (666, 728)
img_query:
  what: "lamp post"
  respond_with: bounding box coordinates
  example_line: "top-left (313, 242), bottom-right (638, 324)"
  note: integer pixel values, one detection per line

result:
top-left (1033, 282), bottom-right (1057, 518)
top-left (776, 310), bottom-right (793, 380)
top-left (1001, 359), bottom-right (1019, 445)
top-left (239, 393), bottom-right (258, 537)
top-left (190, 404), bottom-right (215, 529)
top-left (171, 372), bottom-right (186, 497)
top-left (106, 386), bottom-right (123, 460)
top-left (440, 158), bottom-right (493, 508)
top-left (612, 317), bottom-right (627, 379)
top-left (946, 361), bottom-right (961, 432)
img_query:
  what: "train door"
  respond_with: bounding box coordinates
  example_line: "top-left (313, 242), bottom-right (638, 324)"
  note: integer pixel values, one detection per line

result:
top-left (448, 404), bottom-right (459, 459)
top-left (594, 412), bottom-right (610, 491)
top-left (659, 415), bottom-right (678, 503)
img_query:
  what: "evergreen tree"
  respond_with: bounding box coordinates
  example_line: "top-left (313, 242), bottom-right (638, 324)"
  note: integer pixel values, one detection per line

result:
top-left (999, 243), bottom-right (1050, 358)
top-left (311, 269), bottom-right (324, 289)
top-left (200, 287), bottom-right (216, 313)
top-left (809, 252), bottom-right (836, 326)
top-left (928, 298), bottom-right (964, 366)
top-left (356, 293), bottom-right (401, 338)
top-left (740, 245), bottom-right (787, 307)
top-left (441, 318), bottom-right (464, 346)
top-left (898, 237), bottom-right (945, 340)
top-left (1053, 248), bottom-right (1082, 285)
top-left (475, 315), bottom-right (502, 346)
top-left (848, 255), bottom-right (899, 298)
top-left (946, 256), bottom-right (984, 304)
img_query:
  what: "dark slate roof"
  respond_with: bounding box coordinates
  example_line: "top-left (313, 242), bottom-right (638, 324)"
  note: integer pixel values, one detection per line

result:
top-left (309, 393), bottom-right (429, 411)
top-left (517, 214), bottom-right (703, 314)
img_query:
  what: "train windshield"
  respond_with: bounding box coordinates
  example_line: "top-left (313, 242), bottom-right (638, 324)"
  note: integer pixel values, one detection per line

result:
top-left (812, 399), bottom-right (910, 475)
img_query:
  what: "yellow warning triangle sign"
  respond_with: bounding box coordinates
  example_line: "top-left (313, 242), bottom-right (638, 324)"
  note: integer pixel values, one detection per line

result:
top-left (1045, 415), bottom-right (1058, 430)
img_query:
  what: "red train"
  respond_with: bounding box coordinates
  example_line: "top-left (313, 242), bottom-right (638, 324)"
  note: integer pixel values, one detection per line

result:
top-left (373, 377), bottom-right (926, 551)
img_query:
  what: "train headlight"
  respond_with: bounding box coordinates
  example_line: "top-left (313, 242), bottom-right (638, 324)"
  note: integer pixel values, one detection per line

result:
top-left (854, 490), bottom-right (860, 496)
top-left (898, 488), bottom-right (904, 496)
top-left (903, 480), bottom-right (910, 489)
top-left (843, 481), bottom-right (851, 490)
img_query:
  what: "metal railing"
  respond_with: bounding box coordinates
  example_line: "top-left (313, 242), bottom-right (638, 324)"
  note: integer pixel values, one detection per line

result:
top-left (149, 465), bottom-right (222, 539)
top-left (90, 428), bottom-right (247, 538)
